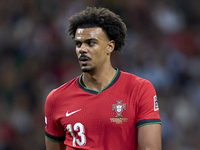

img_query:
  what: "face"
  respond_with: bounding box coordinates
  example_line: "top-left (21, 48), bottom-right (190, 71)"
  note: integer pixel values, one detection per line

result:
top-left (74, 27), bottom-right (112, 73)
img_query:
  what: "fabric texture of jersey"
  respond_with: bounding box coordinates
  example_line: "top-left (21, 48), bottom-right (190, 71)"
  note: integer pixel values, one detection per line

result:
top-left (45, 69), bottom-right (162, 150)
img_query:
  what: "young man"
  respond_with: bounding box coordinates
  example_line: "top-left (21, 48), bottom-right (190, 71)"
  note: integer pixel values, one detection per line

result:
top-left (45, 7), bottom-right (162, 150)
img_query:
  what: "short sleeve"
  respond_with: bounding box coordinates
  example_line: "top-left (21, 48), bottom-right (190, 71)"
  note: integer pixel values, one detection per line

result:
top-left (136, 80), bottom-right (162, 128)
top-left (44, 89), bottom-right (65, 142)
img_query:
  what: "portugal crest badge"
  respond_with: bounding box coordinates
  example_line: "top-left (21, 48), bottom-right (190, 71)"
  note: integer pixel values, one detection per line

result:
top-left (112, 100), bottom-right (126, 117)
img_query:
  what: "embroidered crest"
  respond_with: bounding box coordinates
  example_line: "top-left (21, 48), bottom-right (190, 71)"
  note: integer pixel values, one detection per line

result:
top-left (112, 100), bottom-right (126, 117)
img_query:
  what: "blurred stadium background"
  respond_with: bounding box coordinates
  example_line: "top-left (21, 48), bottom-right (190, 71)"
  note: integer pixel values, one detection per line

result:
top-left (0, 0), bottom-right (200, 149)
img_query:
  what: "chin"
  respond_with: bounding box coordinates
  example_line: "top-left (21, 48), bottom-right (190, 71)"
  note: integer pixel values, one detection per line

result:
top-left (81, 67), bottom-right (96, 73)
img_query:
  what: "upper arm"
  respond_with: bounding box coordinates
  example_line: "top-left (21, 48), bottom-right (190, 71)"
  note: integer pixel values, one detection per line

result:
top-left (45, 136), bottom-right (66, 150)
top-left (138, 124), bottom-right (162, 150)
top-left (45, 90), bottom-right (65, 143)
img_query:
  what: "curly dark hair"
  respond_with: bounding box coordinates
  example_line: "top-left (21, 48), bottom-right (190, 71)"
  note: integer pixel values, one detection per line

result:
top-left (68, 7), bottom-right (127, 52)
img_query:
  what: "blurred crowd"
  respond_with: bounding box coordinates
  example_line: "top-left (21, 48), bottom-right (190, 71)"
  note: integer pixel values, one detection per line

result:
top-left (0, 0), bottom-right (200, 150)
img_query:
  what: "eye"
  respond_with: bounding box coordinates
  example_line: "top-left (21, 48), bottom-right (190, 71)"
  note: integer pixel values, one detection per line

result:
top-left (75, 42), bottom-right (82, 48)
top-left (87, 41), bottom-right (95, 47)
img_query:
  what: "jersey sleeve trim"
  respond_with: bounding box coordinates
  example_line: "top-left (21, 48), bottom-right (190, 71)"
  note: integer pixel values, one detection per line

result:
top-left (136, 119), bottom-right (162, 128)
top-left (45, 131), bottom-right (65, 142)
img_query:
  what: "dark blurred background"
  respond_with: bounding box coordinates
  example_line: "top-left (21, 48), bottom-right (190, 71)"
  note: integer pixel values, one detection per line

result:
top-left (0, 0), bottom-right (200, 150)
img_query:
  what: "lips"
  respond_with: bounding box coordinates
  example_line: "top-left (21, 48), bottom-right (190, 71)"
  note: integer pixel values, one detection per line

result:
top-left (78, 54), bottom-right (91, 61)
top-left (78, 54), bottom-right (92, 65)
top-left (79, 57), bottom-right (89, 61)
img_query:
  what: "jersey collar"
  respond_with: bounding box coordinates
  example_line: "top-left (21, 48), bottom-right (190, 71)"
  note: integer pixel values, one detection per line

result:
top-left (78, 68), bottom-right (121, 94)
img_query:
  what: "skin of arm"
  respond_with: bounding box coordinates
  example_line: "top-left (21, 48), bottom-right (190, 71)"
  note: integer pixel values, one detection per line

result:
top-left (45, 136), bottom-right (66, 150)
top-left (138, 124), bottom-right (162, 150)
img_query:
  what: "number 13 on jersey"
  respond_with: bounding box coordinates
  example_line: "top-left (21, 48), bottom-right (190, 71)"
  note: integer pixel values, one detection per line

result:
top-left (66, 123), bottom-right (86, 146)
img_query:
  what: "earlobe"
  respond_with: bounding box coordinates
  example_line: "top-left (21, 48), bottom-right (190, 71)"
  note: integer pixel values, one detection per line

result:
top-left (107, 40), bottom-right (115, 54)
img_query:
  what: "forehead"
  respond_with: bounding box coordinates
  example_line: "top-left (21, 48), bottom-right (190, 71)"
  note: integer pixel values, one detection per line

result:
top-left (75, 27), bottom-right (108, 41)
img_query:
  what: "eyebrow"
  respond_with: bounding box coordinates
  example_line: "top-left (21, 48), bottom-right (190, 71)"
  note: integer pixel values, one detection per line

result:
top-left (74, 38), bottom-right (98, 43)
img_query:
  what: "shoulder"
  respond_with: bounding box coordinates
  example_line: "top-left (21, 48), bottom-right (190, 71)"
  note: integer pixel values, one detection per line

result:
top-left (46, 76), bottom-right (79, 103)
top-left (56, 76), bottom-right (79, 92)
top-left (120, 70), bottom-right (152, 87)
top-left (118, 70), bottom-right (156, 95)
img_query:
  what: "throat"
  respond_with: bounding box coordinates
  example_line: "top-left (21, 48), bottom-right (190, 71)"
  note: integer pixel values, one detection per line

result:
top-left (81, 68), bottom-right (117, 92)
top-left (81, 76), bottom-right (107, 92)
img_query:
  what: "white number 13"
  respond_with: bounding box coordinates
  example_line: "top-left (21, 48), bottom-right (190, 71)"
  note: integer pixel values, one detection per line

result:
top-left (66, 123), bottom-right (86, 146)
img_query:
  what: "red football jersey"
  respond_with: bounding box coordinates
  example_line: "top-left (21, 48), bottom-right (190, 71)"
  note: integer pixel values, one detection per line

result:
top-left (45, 69), bottom-right (161, 150)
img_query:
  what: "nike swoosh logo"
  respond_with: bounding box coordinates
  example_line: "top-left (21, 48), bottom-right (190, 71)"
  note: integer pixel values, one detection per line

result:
top-left (66, 109), bottom-right (82, 117)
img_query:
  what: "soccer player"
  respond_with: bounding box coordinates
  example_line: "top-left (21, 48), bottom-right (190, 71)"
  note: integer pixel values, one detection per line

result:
top-left (45, 7), bottom-right (162, 150)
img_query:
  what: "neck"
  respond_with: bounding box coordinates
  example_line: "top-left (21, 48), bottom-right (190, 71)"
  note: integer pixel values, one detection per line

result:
top-left (81, 66), bottom-right (116, 92)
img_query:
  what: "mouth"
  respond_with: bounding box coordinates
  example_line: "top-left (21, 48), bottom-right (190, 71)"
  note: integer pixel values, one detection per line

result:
top-left (78, 55), bottom-right (92, 65)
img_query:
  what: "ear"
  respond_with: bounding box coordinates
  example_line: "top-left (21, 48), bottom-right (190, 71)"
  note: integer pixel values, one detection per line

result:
top-left (107, 40), bottom-right (115, 54)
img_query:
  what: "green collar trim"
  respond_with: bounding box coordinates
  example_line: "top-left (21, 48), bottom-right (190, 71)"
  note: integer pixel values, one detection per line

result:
top-left (78, 68), bottom-right (120, 94)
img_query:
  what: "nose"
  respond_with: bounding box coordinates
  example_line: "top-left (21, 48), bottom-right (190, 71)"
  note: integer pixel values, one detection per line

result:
top-left (78, 43), bottom-right (88, 54)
